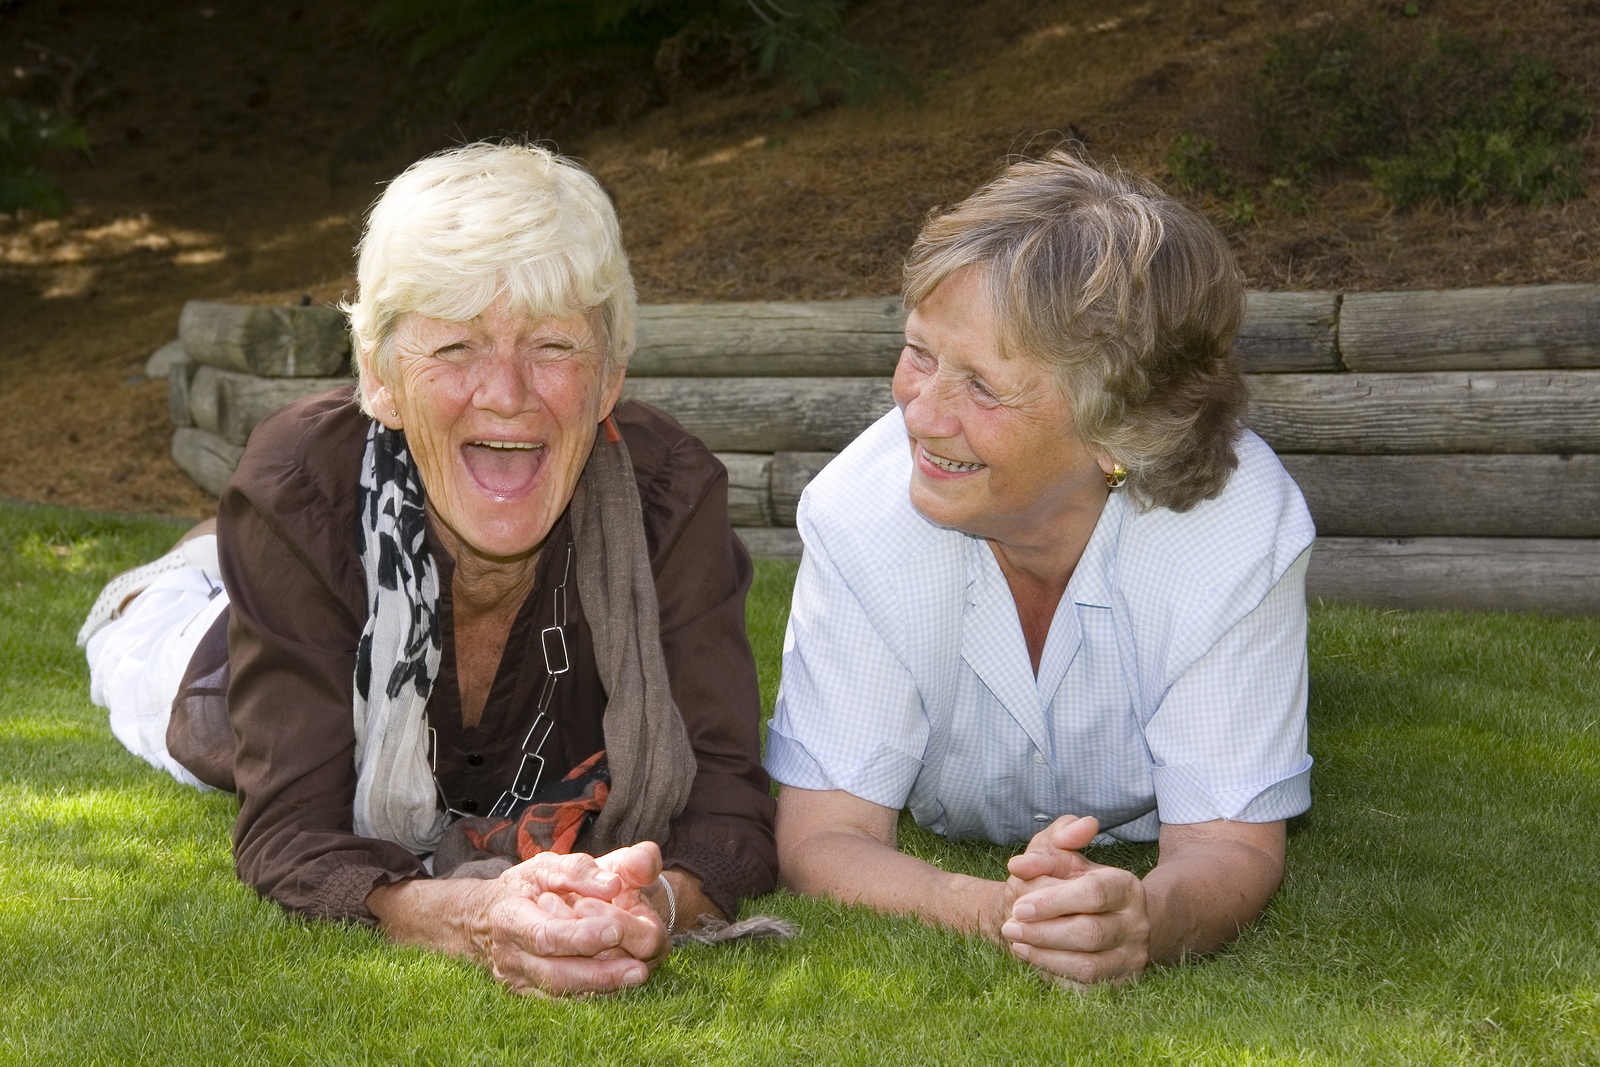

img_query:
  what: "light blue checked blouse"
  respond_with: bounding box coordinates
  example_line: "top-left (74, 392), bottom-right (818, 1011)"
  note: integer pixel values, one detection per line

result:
top-left (765, 408), bottom-right (1317, 845)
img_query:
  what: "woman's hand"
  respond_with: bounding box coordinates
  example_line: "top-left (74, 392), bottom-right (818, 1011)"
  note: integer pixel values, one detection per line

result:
top-left (369, 842), bottom-right (671, 997)
top-left (482, 844), bottom-right (672, 994)
top-left (998, 814), bottom-right (1288, 987)
top-left (1000, 815), bottom-right (1152, 985)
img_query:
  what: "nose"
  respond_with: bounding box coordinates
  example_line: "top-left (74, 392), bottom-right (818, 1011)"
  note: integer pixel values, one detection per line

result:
top-left (895, 358), bottom-right (960, 441)
top-left (472, 350), bottom-right (538, 418)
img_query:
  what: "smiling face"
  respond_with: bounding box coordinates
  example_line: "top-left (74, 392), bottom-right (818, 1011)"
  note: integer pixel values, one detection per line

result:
top-left (362, 296), bottom-right (624, 564)
top-left (893, 267), bottom-right (1112, 552)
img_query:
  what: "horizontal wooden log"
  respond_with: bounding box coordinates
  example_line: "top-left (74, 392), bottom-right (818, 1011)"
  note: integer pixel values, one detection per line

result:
top-left (628, 291), bottom-right (1338, 377)
top-left (179, 300), bottom-right (350, 378)
top-left (1306, 537), bottom-right (1600, 615)
top-left (735, 530), bottom-right (1600, 610)
top-left (1340, 285), bottom-right (1600, 371)
top-left (170, 427), bottom-right (245, 497)
top-left (631, 297), bottom-right (905, 377)
top-left (1236, 291), bottom-right (1341, 373)
top-left (145, 339), bottom-right (189, 380)
top-left (734, 526), bottom-right (804, 561)
top-left (772, 451), bottom-right (838, 526)
top-left (188, 365), bottom-right (354, 446)
top-left (1247, 371), bottom-right (1600, 454)
top-left (1281, 454), bottom-right (1600, 537)
top-left (715, 452), bottom-right (774, 527)
top-left (624, 378), bottom-right (896, 453)
top-left (1296, 454), bottom-right (1600, 538)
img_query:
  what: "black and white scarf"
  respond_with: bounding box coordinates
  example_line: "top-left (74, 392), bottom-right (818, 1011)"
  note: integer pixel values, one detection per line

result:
top-left (350, 417), bottom-right (698, 857)
top-left (352, 421), bottom-right (445, 854)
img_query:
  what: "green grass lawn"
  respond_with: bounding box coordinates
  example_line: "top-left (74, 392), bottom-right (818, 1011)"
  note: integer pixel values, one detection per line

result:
top-left (2, 501), bottom-right (1597, 1065)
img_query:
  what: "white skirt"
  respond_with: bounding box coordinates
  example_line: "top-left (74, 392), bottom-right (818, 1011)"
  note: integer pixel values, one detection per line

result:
top-left (85, 535), bottom-right (230, 790)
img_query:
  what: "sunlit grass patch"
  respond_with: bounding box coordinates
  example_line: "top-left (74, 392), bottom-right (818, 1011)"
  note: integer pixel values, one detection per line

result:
top-left (1, 500), bottom-right (1597, 1065)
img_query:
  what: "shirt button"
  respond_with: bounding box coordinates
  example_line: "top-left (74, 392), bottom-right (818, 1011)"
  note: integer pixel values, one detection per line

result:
top-left (459, 798), bottom-right (479, 814)
top-left (1034, 813), bottom-right (1051, 823)
top-left (1032, 751), bottom-right (1048, 765)
top-left (466, 753), bottom-right (485, 766)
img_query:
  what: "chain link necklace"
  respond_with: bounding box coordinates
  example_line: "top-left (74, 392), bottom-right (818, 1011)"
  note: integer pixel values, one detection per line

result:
top-left (429, 537), bottom-right (574, 820)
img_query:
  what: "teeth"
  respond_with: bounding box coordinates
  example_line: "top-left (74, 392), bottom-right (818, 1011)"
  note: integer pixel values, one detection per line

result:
top-left (472, 440), bottom-right (539, 450)
top-left (925, 451), bottom-right (982, 473)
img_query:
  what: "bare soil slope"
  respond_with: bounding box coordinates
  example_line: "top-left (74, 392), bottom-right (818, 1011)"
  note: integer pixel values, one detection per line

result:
top-left (3, 0), bottom-right (1597, 518)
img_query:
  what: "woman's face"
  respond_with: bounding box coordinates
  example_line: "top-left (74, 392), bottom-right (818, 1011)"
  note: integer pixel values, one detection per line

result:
top-left (365, 296), bottom-right (623, 563)
top-left (893, 267), bottom-right (1111, 549)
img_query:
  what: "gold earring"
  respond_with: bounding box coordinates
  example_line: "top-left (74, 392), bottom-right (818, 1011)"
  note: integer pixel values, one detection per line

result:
top-left (1105, 463), bottom-right (1128, 489)
top-left (389, 408), bottom-right (398, 418)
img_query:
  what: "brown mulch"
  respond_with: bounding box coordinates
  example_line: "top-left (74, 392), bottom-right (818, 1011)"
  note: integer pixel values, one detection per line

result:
top-left (4, 0), bottom-right (1598, 518)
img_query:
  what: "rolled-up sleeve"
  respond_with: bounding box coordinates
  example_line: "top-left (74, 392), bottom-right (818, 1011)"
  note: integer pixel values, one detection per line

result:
top-left (1143, 547), bottom-right (1314, 825)
top-left (763, 500), bottom-right (929, 810)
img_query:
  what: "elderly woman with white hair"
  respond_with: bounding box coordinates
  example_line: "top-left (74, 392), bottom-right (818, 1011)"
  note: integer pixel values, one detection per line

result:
top-left (80, 142), bottom-right (777, 996)
top-left (767, 152), bottom-right (1316, 986)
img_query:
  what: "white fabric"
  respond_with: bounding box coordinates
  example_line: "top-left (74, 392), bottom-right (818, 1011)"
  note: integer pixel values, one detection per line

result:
top-left (85, 536), bottom-right (227, 791)
top-left (764, 408), bottom-right (1318, 845)
top-left (77, 532), bottom-right (220, 647)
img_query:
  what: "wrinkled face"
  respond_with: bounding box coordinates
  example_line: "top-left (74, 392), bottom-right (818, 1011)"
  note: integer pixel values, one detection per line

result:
top-left (364, 296), bottom-right (623, 563)
top-left (893, 267), bottom-right (1110, 548)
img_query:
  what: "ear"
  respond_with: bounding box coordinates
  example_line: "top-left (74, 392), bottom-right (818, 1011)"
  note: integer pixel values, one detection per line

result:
top-left (596, 361), bottom-right (627, 424)
top-left (360, 348), bottom-right (403, 431)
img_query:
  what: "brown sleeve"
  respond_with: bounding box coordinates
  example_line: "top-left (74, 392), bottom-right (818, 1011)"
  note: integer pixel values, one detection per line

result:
top-left (624, 403), bottom-right (779, 920)
top-left (220, 394), bottom-right (427, 925)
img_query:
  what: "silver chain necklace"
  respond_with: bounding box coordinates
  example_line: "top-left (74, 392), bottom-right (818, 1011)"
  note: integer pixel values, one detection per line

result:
top-left (429, 537), bottom-right (573, 820)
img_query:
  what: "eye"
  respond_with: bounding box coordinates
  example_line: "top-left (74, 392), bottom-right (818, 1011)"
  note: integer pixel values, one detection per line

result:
top-left (900, 344), bottom-right (934, 371)
top-left (429, 340), bottom-right (473, 361)
top-left (969, 378), bottom-right (1000, 404)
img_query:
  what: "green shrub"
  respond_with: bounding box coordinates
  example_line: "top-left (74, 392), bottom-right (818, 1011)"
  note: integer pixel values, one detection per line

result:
top-left (0, 99), bottom-right (88, 217)
top-left (1251, 17), bottom-right (1589, 207)
top-left (1365, 53), bottom-right (1588, 207)
top-left (1168, 16), bottom-right (1591, 211)
top-left (1165, 131), bottom-right (1233, 197)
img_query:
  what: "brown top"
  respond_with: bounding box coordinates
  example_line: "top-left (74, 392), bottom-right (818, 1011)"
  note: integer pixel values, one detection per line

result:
top-left (209, 388), bottom-right (776, 924)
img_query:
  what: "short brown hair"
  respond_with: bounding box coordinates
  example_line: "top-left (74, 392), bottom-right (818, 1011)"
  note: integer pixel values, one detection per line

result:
top-left (903, 151), bottom-right (1249, 512)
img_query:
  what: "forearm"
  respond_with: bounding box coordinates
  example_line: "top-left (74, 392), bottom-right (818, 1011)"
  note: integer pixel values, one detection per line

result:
top-left (1141, 832), bottom-right (1284, 963)
top-left (782, 826), bottom-right (1008, 939)
top-left (367, 877), bottom-right (489, 960)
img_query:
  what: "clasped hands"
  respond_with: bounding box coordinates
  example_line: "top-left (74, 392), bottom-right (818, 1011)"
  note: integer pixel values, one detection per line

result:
top-left (993, 814), bottom-right (1151, 987)
top-left (472, 841), bottom-right (670, 997)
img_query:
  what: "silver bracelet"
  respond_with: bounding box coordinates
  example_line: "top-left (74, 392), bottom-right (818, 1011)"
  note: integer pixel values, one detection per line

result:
top-left (656, 872), bottom-right (677, 934)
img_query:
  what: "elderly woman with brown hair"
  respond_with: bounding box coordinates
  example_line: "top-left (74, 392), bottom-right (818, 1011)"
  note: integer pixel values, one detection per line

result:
top-left (80, 142), bottom-right (776, 996)
top-left (766, 152), bottom-right (1315, 986)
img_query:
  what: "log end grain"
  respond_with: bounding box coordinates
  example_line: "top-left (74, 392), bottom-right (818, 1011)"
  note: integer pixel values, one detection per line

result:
top-left (171, 427), bottom-right (246, 497)
top-left (145, 339), bottom-right (189, 380)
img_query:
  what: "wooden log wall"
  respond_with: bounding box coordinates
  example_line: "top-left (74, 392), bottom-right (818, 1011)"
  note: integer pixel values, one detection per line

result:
top-left (162, 285), bottom-right (1600, 614)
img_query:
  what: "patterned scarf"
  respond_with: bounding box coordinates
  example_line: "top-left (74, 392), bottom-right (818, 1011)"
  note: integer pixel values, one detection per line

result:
top-left (352, 421), bottom-right (445, 853)
top-left (350, 417), bottom-right (697, 858)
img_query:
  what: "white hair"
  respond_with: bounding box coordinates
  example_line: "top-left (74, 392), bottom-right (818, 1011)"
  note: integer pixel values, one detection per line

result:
top-left (342, 142), bottom-right (636, 416)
